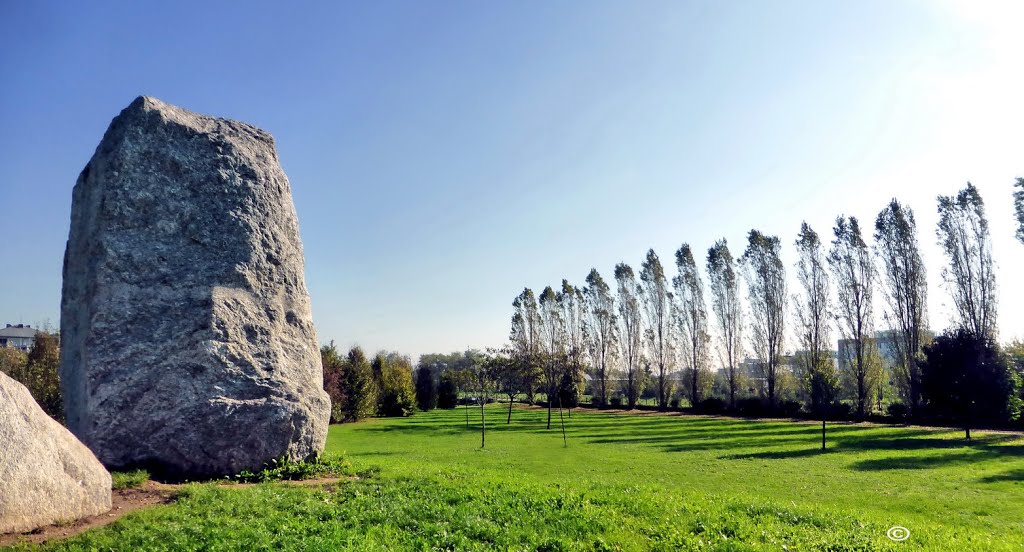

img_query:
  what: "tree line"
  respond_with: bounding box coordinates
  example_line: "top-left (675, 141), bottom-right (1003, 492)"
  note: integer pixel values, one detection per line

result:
top-left (320, 343), bottom-right (416, 422)
top-left (499, 181), bottom-right (1024, 439)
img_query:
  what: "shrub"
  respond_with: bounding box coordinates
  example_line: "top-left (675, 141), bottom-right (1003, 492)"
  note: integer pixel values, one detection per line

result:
top-left (886, 402), bottom-right (909, 420)
top-left (415, 365), bottom-right (438, 411)
top-left (828, 402), bottom-right (852, 421)
top-left (376, 353), bottom-right (416, 417)
top-left (670, 396), bottom-right (682, 409)
top-left (778, 400), bottom-right (803, 417)
top-left (921, 329), bottom-right (1022, 430)
top-left (695, 397), bottom-right (727, 414)
top-left (231, 454), bottom-right (355, 484)
top-left (734, 397), bottom-right (768, 417)
top-left (609, 396), bottom-right (622, 407)
top-left (437, 373), bottom-right (459, 409)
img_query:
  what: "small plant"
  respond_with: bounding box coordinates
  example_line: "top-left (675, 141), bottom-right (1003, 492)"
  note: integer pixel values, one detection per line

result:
top-left (112, 469), bottom-right (150, 490)
top-left (887, 401), bottom-right (909, 420)
top-left (230, 454), bottom-right (355, 483)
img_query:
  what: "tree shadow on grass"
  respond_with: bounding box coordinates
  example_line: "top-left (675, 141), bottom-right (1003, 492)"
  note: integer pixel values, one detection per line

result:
top-left (719, 448), bottom-right (837, 460)
top-left (849, 443), bottom-right (1024, 471)
top-left (978, 469), bottom-right (1024, 483)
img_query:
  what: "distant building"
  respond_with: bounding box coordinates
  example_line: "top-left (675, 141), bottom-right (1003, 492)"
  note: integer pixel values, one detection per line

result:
top-left (837, 329), bottom-right (935, 371)
top-left (0, 324), bottom-right (38, 352)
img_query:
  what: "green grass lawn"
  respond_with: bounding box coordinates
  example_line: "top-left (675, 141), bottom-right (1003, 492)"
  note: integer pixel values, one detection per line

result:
top-left (9, 406), bottom-right (1024, 551)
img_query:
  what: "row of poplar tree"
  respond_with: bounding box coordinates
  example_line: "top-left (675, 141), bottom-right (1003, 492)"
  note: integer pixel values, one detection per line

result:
top-left (503, 181), bottom-right (1024, 435)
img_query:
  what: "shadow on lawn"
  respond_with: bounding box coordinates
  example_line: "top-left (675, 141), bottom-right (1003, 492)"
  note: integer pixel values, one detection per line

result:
top-left (979, 468), bottom-right (1024, 483)
top-left (353, 407), bottom-right (1024, 472)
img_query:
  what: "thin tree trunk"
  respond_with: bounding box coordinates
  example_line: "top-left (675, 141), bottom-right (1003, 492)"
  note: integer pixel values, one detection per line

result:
top-left (547, 388), bottom-right (552, 430)
top-left (821, 418), bottom-right (826, 450)
top-left (558, 396), bottom-right (567, 447)
top-left (480, 398), bottom-right (486, 448)
top-left (507, 396), bottom-right (513, 424)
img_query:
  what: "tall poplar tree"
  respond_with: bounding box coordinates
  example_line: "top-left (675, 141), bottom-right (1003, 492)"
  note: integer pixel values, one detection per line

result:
top-left (829, 216), bottom-right (877, 418)
top-left (874, 200), bottom-right (929, 414)
top-left (707, 240), bottom-right (743, 407)
top-left (584, 268), bottom-right (618, 407)
top-left (741, 230), bottom-right (786, 408)
top-left (794, 223), bottom-right (837, 446)
top-left (1014, 177), bottom-right (1024, 244)
top-left (538, 286), bottom-right (564, 429)
top-left (937, 183), bottom-right (997, 340)
top-left (615, 263), bottom-right (644, 408)
top-left (511, 288), bottom-right (542, 403)
top-left (674, 244), bottom-right (709, 407)
top-left (640, 249), bottom-right (674, 409)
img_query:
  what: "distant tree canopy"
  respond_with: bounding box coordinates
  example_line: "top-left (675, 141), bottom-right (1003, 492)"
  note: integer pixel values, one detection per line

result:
top-left (1, 331), bottom-right (63, 422)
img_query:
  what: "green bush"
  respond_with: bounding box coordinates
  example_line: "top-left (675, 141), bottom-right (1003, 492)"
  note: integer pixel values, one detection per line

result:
top-left (230, 454), bottom-right (355, 484)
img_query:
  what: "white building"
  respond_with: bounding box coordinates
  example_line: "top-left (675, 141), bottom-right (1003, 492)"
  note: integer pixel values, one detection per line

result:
top-left (0, 324), bottom-right (38, 351)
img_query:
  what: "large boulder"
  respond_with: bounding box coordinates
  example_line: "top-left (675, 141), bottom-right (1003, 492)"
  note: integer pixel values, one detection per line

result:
top-left (60, 96), bottom-right (330, 478)
top-left (0, 372), bottom-right (111, 534)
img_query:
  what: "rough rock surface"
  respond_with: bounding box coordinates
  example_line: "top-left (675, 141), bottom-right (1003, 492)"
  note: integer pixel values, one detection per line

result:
top-left (0, 372), bottom-right (112, 534)
top-left (60, 96), bottom-right (330, 478)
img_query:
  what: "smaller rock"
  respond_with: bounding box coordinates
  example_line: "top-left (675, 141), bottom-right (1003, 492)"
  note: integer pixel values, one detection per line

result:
top-left (0, 372), bottom-right (111, 534)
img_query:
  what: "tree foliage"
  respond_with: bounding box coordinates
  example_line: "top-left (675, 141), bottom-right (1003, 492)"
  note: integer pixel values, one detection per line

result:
top-left (674, 244), bottom-right (709, 407)
top-left (829, 216), bottom-right (876, 418)
top-left (343, 346), bottom-right (378, 421)
top-left (793, 223), bottom-right (838, 415)
top-left (741, 230), bottom-right (786, 407)
top-left (374, 352), bottom-right (416, 417)
top-left (874, 200), bottom-right (929, 414)
top-left (2, 331), bottom-right (64, 422)
top-left (707, 239), bottom-right (743, 407)
top-left (583, 268), bottom-right (617, 407)
top-left (415, 364), bottom-right (438, 412)
top-left (614, 262), bottom-right (644, 408)
top-left (920, 329), bottom-right (1021, 438)
top-left (639, 249), bottom-right (674, 409)
top-left (538, 286), bottom-right (563, 427)
top-left (1014, 177), bottom-right (1024, 244)
top-left (511, 288), bottom-right (543, 403)
top-left (936, 183), bottom-right (997, 340)
top-left (321, 342), bottom-right (347, 423)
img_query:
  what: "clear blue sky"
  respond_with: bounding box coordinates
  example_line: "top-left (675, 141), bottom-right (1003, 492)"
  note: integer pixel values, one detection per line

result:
top-left (2, 1), bottom-right (1022, 362)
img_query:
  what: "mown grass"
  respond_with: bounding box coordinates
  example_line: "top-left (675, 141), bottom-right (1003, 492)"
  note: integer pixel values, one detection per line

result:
top-left (7, 406), bottom-right (1024, 550)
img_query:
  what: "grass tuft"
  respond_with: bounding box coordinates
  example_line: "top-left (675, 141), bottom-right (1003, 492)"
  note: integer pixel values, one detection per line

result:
top-left (111, 469), bottom-right (149, 490)
top-left (228, 454), bottom-right (355, 484)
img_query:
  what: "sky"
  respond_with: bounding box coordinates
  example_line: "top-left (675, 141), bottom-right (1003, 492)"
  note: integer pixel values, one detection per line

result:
top-left (1, 1), bottom-right (1022, 363)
